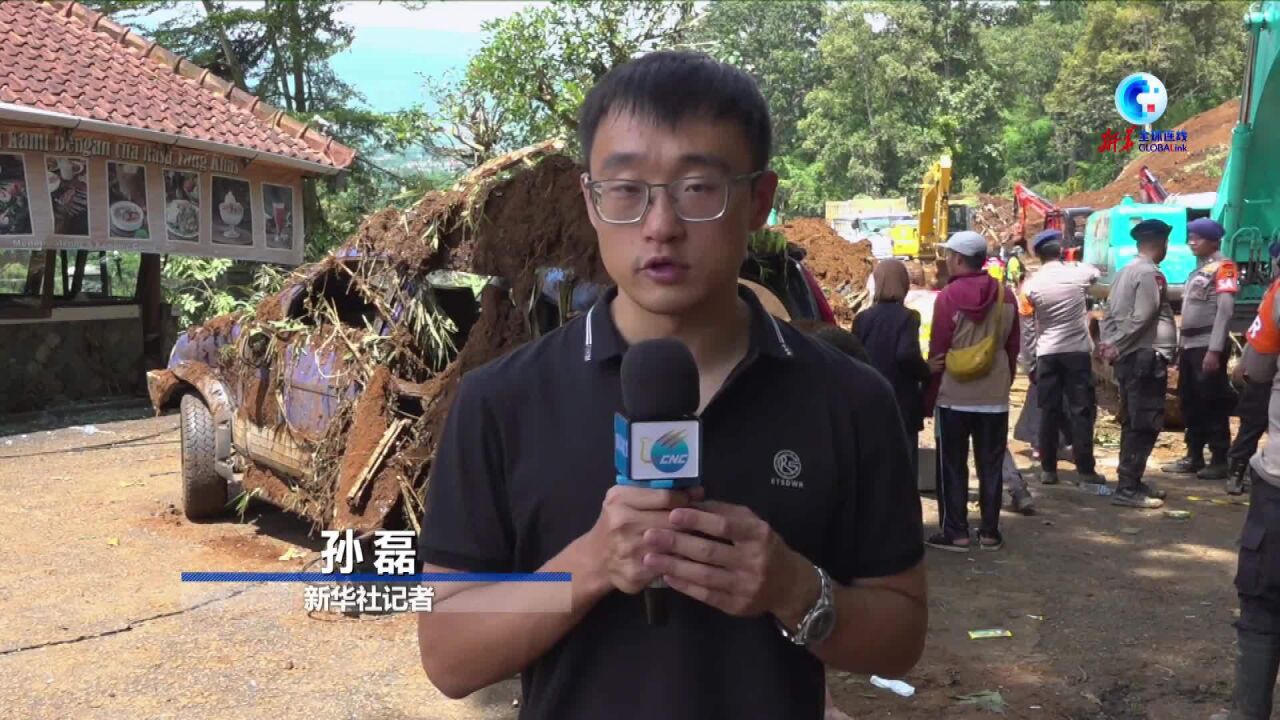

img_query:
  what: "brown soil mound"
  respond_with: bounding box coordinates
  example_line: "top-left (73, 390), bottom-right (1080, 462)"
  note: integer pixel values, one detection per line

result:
top-left (773, 218), bottom-right (873, 328)
top-left (342, 140), bottom-right (605, 301)
top-left (1061, 98), bottom-right (1237, 210)
top-left (971, 193), bottom-right (1017, 245)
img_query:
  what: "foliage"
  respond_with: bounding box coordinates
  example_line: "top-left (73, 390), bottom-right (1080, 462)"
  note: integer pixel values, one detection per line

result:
top-left (87, 0), bottom-right (1258, 300)
top-left (798, 1), bottom-right (1005, 201)
top-left (1045, 0), bottom-right (1248, 191)
top-left (408, 0), bottom-right (700, 163)
top-left (695, 1), bottom-right (827, 159)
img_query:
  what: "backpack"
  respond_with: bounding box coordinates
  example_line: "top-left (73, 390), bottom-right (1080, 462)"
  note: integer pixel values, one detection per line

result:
top-left (945, 285), bottom-right (1007, 382)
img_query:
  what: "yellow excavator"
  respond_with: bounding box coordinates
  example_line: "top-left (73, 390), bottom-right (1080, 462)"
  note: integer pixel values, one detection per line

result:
top-left (894, 154), bottom-right (977, 285)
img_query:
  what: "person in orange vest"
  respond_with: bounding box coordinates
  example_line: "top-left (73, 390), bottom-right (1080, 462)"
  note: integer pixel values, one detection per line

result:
top-left (1217, 275), bottom-right (1280, 719)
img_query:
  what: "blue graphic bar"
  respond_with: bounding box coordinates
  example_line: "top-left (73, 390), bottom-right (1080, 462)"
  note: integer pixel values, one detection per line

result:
top-left (181, 572), bottom-right (571, 583)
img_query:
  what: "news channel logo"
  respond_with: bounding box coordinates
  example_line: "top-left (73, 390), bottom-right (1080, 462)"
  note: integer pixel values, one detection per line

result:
top-left (1115, 72), bottom-right (1168, 125)
top-left (645, 429), bottom-right (690, 474)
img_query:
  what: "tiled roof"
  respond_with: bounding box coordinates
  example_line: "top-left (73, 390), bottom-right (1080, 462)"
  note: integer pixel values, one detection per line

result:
top-left (0, 1), bottom-right (356, 171)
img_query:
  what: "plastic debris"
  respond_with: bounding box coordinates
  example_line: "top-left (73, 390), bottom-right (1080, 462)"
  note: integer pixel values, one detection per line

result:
top-left (968, 628), bottom-right (1013, 639)
top-left (871, 676), bottom-right (916, 697)
top-left (1093, 484), bottom-right (1114, 496)
top-left (1027, 614), bottom-right (1045, 621)
top-left (71, 425), bottom-right (100, 435)
top-left (106, 537), bottom-right (119, 546)
top-left (278, 547), bottom-right (307, 562)
top-left (955, 690), bottom-right (1006, 712)
top-left (1165, 510), bottom-right (1192, 520)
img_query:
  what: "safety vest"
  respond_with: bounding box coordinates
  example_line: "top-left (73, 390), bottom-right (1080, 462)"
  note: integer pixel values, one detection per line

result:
top-left (984, 257), bottom-right (1005, 282)
top-left (905, 288), bottom-right (937, 359)
top-left (1247, 279), bottom-right (1280, 354)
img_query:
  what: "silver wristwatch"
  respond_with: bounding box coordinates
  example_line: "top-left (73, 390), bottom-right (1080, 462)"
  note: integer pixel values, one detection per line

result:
top-left (776, 564), bottom-right (836, 646)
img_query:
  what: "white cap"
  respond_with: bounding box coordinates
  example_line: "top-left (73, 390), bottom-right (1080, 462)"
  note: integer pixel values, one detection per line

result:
top-left (941, 230), bottom-right (987, 257)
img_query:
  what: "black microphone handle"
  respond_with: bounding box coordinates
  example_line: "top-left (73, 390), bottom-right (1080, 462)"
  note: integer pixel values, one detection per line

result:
top-left (644, 583), bottom-right (668, 626)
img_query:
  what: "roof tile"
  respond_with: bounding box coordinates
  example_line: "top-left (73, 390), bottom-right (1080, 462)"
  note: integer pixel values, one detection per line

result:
top-left (0, 2), bottom-right (354, 170)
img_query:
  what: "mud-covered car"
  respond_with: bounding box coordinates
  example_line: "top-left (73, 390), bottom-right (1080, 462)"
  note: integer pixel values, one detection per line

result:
top-left (147, 142), bottom-right (836, 532)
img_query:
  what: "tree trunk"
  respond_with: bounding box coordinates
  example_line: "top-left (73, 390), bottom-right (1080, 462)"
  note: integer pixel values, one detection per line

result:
top-left (201, 0), bottom-right (247, 90)
top-left (302, 178), bottom-right (325, 257)
top-left (287, 2), bottom-right (308, 113)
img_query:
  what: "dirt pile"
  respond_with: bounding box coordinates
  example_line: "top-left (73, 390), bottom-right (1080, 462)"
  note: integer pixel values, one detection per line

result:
top-left (773, 218), bottom-right (873, 328)
top-left (1061, 98), bottom-right (1237, 210)
top-left (971, 193), bottom-right (1017, 246)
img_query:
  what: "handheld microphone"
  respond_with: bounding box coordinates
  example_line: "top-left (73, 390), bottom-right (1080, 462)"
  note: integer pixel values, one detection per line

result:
top-left (616, 338), bottom-right (702, 626)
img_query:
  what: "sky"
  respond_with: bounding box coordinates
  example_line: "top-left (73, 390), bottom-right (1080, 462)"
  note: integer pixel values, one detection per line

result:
top-left (128, 1), bottom-right (546, 113)
top-left (329, 1), bottom-right (545, 112)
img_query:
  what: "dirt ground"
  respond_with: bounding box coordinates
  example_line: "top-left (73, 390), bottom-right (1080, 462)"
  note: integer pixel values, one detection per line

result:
top-left (0, 412), bottom-right (520, 719)
top-left (830, 375), bottom-right (1246, 719)
top-left (0, 378), bottom-right (1250, 719)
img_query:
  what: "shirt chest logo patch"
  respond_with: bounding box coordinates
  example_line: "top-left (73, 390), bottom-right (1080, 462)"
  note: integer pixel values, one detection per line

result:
top-left (771, 450), bottom-right (804, 489)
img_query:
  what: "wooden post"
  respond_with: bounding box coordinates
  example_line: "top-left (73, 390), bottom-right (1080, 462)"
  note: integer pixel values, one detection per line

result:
top-left (137, 252), bottom-right (163, 368)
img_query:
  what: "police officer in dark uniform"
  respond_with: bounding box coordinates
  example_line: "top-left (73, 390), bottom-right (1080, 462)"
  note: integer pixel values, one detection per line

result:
top-left (1097, 219), bottom-right (1178, 508)
top-left (1163, 218), bottom-right (1240, 480)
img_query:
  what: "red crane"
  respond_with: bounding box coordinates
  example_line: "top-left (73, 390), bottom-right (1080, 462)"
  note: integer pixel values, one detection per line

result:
top-left (1136, 165), bottom-right (1169, 203)
top-left (1012, 183), bottom-right (1093, 261)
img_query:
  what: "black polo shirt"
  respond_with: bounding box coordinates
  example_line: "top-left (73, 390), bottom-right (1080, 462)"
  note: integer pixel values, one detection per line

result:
top-left (418, 285), bottom-right (924, 720)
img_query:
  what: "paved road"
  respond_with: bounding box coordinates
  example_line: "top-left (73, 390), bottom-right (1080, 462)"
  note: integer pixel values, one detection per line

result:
top-left (0, 413), bottom-right (520, 719)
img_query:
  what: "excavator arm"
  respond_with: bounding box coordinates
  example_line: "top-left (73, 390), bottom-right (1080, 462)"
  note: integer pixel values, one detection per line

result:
top-left (1212, 0), bottom-right (1280, 310)
top-left (916, 155), bottom-right (952, 261)
top-left (1137, 166), bottom-right (1169, 203)
top-left (1013, 183), bottom-right (1092, 261)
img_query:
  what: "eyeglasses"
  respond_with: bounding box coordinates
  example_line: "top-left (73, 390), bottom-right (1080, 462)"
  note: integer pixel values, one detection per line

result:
top-left (583, 171), bottom-right (764, 224)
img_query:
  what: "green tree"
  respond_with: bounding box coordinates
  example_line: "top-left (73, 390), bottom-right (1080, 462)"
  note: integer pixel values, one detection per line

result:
top-left (980, 0), bottom-right (1086, 189)
top-left (411, 0), bottom-right (699, 165)
top-left (1045, 0), bottom-right (1248, 191)
top-left (696, 1), bottom-right (827, 159)
top-left (798, 1), bottom-right (1004, 206)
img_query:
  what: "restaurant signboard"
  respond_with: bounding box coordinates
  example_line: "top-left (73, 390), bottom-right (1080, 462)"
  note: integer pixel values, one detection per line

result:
top-left (0, 123), bottom-right (304, 264)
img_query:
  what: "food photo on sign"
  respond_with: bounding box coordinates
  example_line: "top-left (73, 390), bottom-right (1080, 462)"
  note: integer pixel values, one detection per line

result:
top-left (0, 153), bottom-right (32, 236)
top-left (107, 162), bottom-right (148, 240)
top-left (46, 155), bottom-right (89, 237)
top-left (262, 183), bottom-right (294, 250)
top-left (211, 175), bottom-right (252, 246)
top-left (163, 169), bottom-right (199, 243)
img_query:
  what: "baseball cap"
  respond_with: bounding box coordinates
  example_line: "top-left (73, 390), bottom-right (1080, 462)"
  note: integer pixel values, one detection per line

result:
top-left (1032, 229), bottom-right (1062, 250)
top-left (941, 230), bottom-right (987, 257)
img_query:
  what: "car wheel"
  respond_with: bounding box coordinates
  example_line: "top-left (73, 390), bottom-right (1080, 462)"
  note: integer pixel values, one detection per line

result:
top-left (180, 393), bottom-right (226, 520)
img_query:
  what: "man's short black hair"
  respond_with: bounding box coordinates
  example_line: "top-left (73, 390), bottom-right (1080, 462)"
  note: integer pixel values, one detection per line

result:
top-left (957, 252), bottom-right (986, 271)
top-left (1035, 241), bottom-right (1062, 262)
top-left (577, 50), bottom-right (773, 173)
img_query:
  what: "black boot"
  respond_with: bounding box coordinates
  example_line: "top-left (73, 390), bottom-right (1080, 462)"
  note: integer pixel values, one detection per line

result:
top-left (1228, 462), bottom-right (1250, 496)
top-left (1230, 627), bottom-right (1280, 719)
top-left (1200, 461), bottom-right (1231, 481)
top-left (1162, 456), bottom-right (1205, 474)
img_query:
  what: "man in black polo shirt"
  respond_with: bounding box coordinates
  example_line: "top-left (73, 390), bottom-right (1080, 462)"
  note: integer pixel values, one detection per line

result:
top-left (416, 51), bottom-right (926, 720)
